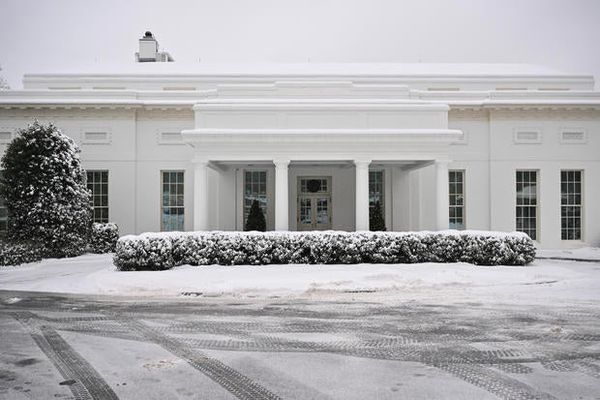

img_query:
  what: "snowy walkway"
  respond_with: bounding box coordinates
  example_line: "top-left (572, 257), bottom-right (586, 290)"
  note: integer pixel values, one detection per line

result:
top-left (1, 253), bottom-right (600, 306)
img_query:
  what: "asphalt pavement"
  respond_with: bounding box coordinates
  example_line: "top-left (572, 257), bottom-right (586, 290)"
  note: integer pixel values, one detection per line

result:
top-left (1, 290), bottom-right (599, 399)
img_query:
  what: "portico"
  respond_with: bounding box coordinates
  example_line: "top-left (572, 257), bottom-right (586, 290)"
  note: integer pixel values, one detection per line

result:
top-left (185, 148), bottom-right (457, 232)
top-left (183, 80), bottom-right (461, 232)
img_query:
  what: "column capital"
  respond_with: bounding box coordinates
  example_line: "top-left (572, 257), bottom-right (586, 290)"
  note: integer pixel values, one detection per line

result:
top-left (353, 159), bottom-right (372, 169)
top-left (273, 158), bottom-right (291, 168)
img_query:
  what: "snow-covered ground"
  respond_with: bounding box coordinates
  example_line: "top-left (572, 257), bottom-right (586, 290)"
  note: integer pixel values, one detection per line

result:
top-left (1, 252), bottom-right (600, 305)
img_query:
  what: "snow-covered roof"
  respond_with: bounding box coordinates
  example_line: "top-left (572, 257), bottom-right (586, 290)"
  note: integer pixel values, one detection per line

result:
top-left (20, 62), bottom-right (594, 92)
top-left (22, 62), bottom-right (582, 78)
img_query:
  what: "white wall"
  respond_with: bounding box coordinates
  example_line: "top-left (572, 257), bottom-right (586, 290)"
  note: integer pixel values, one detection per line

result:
top-left (488, 109), bottom-right (600, 248)
top-left (1, 81), bottom-right (598, 249)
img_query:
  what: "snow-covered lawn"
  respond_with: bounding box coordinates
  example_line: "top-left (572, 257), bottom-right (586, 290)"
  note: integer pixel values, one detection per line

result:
top-left (2, 252), bottom-right (600, 305)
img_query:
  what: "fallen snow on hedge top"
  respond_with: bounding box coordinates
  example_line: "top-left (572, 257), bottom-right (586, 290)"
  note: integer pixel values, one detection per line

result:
top-left (114, 230), bottom-right (536, 271)
top-left (121, 229), bottom-right (532, 240)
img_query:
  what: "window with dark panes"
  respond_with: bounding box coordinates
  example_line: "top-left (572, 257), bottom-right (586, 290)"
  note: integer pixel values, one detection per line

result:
top-left (561, 170), bottom-right (583, 240)
top-left (161, 171), bottom-right (184, 231)
top-left (86, 170), bottom-right (109, 223)
top-left (516, 170), bottom-right (538, 240)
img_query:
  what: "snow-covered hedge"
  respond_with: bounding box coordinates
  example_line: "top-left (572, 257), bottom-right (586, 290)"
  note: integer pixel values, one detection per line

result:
top-left (113, 230), bottom-right (536, 271)
top-left (114, 235), bottom-right (175, 271)
top-left (89, 223), bottom-right (119, 254)
top-left (0, 240), bottom-right (44, 266)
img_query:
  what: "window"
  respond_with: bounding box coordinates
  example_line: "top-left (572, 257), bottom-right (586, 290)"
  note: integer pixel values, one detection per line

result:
top-left (516, 170), bottom-right (538, 240)
top-left (161, 171), bottom-right (184, 231)
top-left (0, 171), bottom-right (6, 233)
top-left (86, 170), bottom-right (109, 223)
top-left (0, 131), bottom-right (13, 144)
top-left (560, 129), bottom-right (586, 144)
top-left (561, 170), bottom-right (583, 240)
top-left (449, 170), bottom-right (465, 230)
top-left (244, 170), bottom-right (267, 222)
top-left (158, 131), bottom-right (184, 145)
top-left (369, 170), bottom-right (384, 217)
top-left (514, 129), bottom-right (542, 144)
top-left (82, 130), bottom-right (110, 144)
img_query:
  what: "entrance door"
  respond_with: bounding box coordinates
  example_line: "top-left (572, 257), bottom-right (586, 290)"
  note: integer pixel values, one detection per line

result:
top-left (297, 177), bottom-right (332, 230)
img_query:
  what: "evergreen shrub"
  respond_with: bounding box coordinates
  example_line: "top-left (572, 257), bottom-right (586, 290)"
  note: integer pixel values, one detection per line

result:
top-left (114, 230), bottom-right (536, 271)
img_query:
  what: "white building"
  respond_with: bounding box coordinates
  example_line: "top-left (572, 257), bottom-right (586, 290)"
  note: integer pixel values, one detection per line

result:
top-left (0, 62), bottom-right (598, 249)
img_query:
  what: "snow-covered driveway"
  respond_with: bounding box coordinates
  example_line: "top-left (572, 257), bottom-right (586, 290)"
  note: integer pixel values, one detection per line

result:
top-left (1, 254), bottom-right (600, 305)
top-left (2, 255), bottom-right (600, 399)
top-left (1, 289), bottom-right (600, 399)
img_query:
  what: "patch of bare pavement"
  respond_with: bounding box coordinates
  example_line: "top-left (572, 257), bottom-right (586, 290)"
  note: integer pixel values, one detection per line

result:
top-left (1, 290), bottom-right (600, 399)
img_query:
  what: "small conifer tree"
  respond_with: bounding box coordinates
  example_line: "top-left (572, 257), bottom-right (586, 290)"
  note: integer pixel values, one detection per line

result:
top-left (369, 201), bottom-right (386, 231)
top-left (0, 121), bottom-right (92, 257)
top-left (244, 200), bottom-right (266, 231)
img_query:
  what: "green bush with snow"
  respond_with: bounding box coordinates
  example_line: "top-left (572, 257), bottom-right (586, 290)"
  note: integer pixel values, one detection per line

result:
top-left (113, 230), bottom-right (536, 271)
top-left (0, 240), bottom-right (43, 266)
top-left (0, 121), bottom-right (92, 258)
top-left (89, 222), bottom-right (119, 254)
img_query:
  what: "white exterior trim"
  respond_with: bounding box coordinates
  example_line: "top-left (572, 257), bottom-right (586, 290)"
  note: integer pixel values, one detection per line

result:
top-left (0, 63), bottom-right (598, 248)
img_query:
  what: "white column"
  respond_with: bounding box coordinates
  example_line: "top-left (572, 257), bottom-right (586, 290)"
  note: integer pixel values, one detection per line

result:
top-left (435, 160), bottom-right (450, 231)
top-left (274, 159), bottom-right (290, 231)
top-left (193, 160), bottom-right (210, 231)
top-left (354, 159), bottom-right (371, 231)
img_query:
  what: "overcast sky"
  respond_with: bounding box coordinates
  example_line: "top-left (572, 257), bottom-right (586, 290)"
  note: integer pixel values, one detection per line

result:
top-left (1, 0), bottom-right (599, 89)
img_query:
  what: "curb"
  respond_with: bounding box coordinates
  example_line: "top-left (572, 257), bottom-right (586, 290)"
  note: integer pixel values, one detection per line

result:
top-left (535, 256), bottom-right (600, 263)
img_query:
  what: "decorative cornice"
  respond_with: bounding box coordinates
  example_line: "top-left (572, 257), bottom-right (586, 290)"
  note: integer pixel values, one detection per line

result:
top-left (182, 128), bottom-right (463, 144)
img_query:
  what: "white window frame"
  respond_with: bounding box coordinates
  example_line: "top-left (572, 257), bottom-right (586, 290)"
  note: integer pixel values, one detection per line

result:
top-left (513, 128), bottom-right (542, 144)
top-left (161, 170), bottom-right (185, 232)
top-left (86, 170), bottom-right (109, 223)
top-left (560, 170), bottom-right (584, 241)
top-left (515, 169), bottom-right (539, 241)
top-left (157, 131), bottom-right (185, 145)
top-left (0, 131), bottom-right (14, 144)
top-left (243, 169), bottom-right (268, 225)
top-left (559, 128), bottom-right (587, 144)
top-left (449, 169), bottom-right (466, 230)
top-left (80, 127), bottom-right (112, 145)
top-left (369, 169), bottom-right (385, 219)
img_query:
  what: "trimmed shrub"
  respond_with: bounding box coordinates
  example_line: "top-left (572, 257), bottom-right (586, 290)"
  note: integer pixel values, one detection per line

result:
top-left (369, 201), bottom-right (386, 231)
top-left (0, 240), bottom-right (44, 266)
top-left (113, 230), bottom-right (536, 271)
top-left (244, 200), bottom-right (266, 231)
top-left (113, 235), bottom-right (174, 271)
top-left (90, 223), bottom-right (119, 253)
top-left (0, 121), bottom-right (92, 258)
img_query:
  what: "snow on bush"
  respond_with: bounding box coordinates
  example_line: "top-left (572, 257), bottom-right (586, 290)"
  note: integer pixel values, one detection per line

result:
top-left (114, 230), bottom-right (536, 271)
top-left (114, 235), bottom-right (174, 271)
top-left (0, 240), bottom-right (43, 266)
top-left (89, 223), bottom-right (119, 253)
top-left (0, 121), bottom-right (92, 258)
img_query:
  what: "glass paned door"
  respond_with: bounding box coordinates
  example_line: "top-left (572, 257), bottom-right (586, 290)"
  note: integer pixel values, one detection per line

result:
top-left (315, 197), bottom-right (330, 227)
top-left (297, 177), bottom-right (332, 230)
top-left (299, 198), bottom-right (312, 228)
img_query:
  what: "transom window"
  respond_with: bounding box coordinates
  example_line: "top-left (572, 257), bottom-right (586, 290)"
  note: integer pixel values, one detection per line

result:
top-left (516, 170), bottom-right (538, 240)
top-left (369, 170), bottom-right (385, 216)
top-left (86, 170), bottom-right (109, 223)
top-left (161, 171), bottom-right (184, 231)
top-left (561, 170), bottom-right (583, 240)
top-left (449, 170), bottom-right (465, 230)
top-left (300, 178), bottom-right (329, 194)
top-left (244, 170), bottom-right (267, 222)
